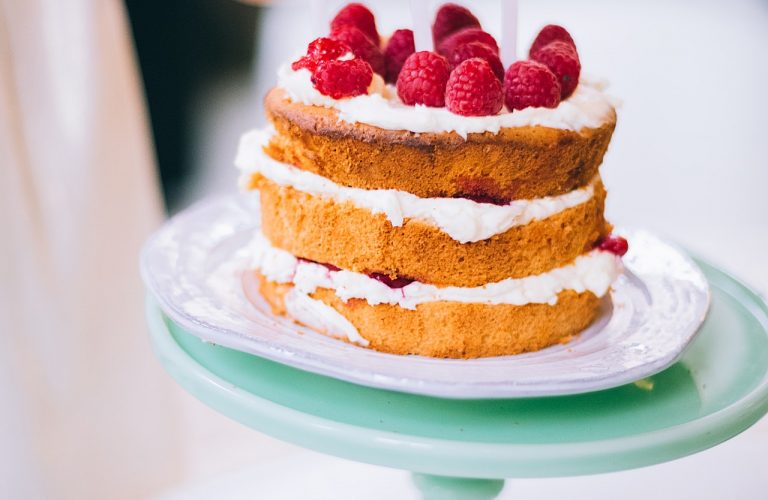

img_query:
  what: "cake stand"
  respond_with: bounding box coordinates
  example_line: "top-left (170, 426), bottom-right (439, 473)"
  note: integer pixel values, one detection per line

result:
top-left (146, 259), bottom-right (768, 499)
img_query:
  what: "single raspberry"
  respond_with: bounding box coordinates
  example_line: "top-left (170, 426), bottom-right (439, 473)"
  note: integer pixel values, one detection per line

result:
top-left (503, 60), bottom-right (561, 110)
top-left (330, 3), bottom-right (379, 43)
top-left (370, 272), bottom-right (414, 289)
top-left (598, 235), bottom-right (629, 256)
top-left (448, 41), bottom-right (503, 81)
top-left (432, 3), bottom-right (481, 46)
top-left (532, 40), bottom-right (580, 98)
top-left (396, 51), bottom-right (450, 107)
top-left (437, 27), bottom-right (499, 57)
top-left (529, 24), bottom-right (576, 58)
top-left (384, 29), bottom-right (415, 84)
top-left (330, 25), bottom-right (385, 75)
top-left (446, 58), bottom-right (503, 116)
top-left (291, 37), bottom-right (352, 72)
top-left (311, 58), bottom-right (373, 99)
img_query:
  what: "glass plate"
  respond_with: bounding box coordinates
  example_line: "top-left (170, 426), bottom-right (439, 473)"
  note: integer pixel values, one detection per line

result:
top-left (140, 195), bottom-right (710, 398)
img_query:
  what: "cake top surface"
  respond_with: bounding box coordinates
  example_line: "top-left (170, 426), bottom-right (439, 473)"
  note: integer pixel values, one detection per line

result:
top-left (274, 3), bottom-right (617, 137)
top-left (277, 65), bottom-right (616, 138)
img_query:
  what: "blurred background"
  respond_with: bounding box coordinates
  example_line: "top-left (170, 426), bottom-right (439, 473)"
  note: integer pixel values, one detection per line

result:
top-left (1, 0), bottom-right (766, 498)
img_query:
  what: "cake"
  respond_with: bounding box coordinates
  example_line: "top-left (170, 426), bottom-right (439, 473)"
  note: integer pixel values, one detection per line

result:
top-left (235, 3), bottom-right (627, 358)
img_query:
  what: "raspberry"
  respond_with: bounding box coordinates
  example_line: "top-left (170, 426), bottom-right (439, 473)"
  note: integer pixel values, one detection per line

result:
top-left (311, 58), bottom-right (373, 99)
top-left (384, 29), bottom-right (415, 84)
top-left (446, 58), bottom-right (503, 116)
top-left (458, 193), bottom-right (507, 205)
top-left (532, 41), bottom-right (581, 98)
top-left (437, 27), bottom-right (499, 57)
top-left (432, 3), bottom-right (481, 46)
top-left (503, 60), bottom-right (561, 110)
top-left (598, 236), bottom-right (629, 257)
top-left (529, 24), bottom-right (576, 58)
top-left (396, 51), bottom-right (450, 107)
top-left (291, 37), bottom-right (351, 72)
top-left (330, 25), bottom-right (385, 75)
top-left (370, 272), bottom-right (414, 289)
top-left (448, 41), bottom-right (503, 81)
top-left (455, 177), bottom-right (510, 205)
top-left (330, 3), bottom-right (379, 43)
top-left (299, 257), bottom-right (341, 272)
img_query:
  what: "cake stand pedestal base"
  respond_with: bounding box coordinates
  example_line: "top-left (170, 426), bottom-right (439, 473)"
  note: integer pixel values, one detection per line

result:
top-left (412, 474), bottom-right (505, 500)
top-left (146, 259), bottom-right (768, 499)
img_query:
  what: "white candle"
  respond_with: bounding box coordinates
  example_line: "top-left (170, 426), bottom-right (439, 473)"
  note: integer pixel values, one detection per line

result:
top-left (501, 0), bottom-right (518, 66)
top-left (311, 0), bottom-right (327, 37)
top-left (410, 0), bottom-right (433, 52)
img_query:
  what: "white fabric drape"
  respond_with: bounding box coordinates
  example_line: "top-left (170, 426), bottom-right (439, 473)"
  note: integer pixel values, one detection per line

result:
top-left (0, 1), bottom-right (183, 498)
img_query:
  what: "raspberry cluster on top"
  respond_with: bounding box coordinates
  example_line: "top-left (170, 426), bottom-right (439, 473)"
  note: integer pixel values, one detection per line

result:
top-left (291, 2), bottom-right (582, 117)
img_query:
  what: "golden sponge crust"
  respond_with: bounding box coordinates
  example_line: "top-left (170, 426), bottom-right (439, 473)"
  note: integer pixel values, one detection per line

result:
top-left (264, 87), bottom-right (616, 201)
top-left (251, 174), bottom-right (610, 287)
top-left (257, 273), bottom-right (601, 358)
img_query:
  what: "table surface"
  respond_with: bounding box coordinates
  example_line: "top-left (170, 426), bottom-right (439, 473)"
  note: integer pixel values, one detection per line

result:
top-left (163, 0), bottom-right (768, 498)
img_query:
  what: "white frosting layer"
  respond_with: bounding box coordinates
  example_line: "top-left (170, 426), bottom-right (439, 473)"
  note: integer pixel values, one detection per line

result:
top-left (251, 233), bottom-right (623, 310)
top-left (284, 288), bottom-right (369, 346)
top-left (236, 129), bottom-right (598, 244)
top-left (277, 65), bottom-right (615, 138)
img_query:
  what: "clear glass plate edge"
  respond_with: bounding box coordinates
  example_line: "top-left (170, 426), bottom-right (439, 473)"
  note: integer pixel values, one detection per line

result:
top-left (140, 195), bottom-right (711, 399)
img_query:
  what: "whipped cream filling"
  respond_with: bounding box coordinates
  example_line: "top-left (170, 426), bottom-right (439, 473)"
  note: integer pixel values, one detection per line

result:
top-left (283, 288), bottom-right (369, 346)
top-left (251, 233), bottom-right (623, 310)
top-left (236, 129), bottom-right (598, 244)
top-left (277, 65), bottom-right (616, 138)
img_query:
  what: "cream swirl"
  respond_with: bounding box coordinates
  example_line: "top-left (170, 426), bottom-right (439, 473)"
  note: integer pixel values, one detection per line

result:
top-left (251, 233), bottom-right (623, 310)
top-left (236, 128), bottom-right (598, 244)
top-left (283, 288), bottom-right (369, 346)
top-left (277, 65), bottom-right (616, 138)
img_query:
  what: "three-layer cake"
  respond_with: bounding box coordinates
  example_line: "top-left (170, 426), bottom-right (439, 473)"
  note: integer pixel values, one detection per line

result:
top-left (236, 3), bottom-right (626, 358)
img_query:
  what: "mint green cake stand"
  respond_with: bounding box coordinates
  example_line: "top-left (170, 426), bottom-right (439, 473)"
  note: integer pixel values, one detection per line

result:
top-left (146, 260), bottom-right (768, 499)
